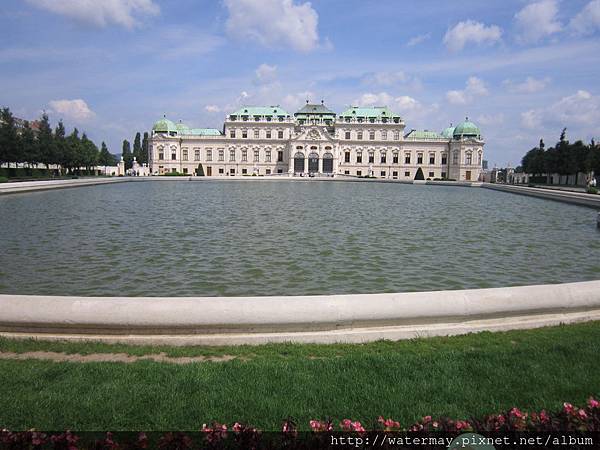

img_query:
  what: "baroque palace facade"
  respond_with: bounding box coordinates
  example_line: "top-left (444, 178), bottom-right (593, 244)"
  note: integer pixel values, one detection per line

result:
top-left (149, 102), bottom-right (484, 181)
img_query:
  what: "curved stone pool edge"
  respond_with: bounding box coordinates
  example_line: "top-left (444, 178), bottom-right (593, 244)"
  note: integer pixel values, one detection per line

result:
top-left (1, 280), bottom-right (599, 346)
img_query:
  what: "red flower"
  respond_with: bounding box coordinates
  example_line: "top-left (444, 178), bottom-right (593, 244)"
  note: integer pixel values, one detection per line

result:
top-left (563, 402), bottom-right (574, 414)
top-left (588, 397), bottom-right (599, 409)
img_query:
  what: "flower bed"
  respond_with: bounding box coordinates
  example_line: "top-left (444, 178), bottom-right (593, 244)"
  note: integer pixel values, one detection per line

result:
top-left (1, 398), bottom-right (599, 449)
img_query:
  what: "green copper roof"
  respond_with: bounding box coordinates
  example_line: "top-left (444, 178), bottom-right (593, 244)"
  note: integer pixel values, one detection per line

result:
top-left (295, 103), bottom-right (336, 116)
top-left (404, 129), bottom-right (443, 139)
top-left (440, 126), bottom-right (455, 138)
top-left (152, 117), bottom-right (178, 133)
top-left (453, 118), bottom-right (481, 138)
top-left (231, 106), bottom-right (289, 117)
top-left (340, 106), bottom-right (401, 118)
top-left (181, 128), bottom-right (222, 136)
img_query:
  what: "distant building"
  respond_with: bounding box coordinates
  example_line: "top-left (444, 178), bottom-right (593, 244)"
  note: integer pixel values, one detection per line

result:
top-left (148, 101), bottom-right (485, 181)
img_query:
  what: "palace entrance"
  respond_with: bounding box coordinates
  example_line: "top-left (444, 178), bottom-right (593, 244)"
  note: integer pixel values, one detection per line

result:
top-left (294, 152), bottom-right (305, 173)
top-left (322, 152), bottom-right (333, 173)
top-left (308, 152), bottom-right (319, 173)
top-left (414, 167), bottom-right (424, 180)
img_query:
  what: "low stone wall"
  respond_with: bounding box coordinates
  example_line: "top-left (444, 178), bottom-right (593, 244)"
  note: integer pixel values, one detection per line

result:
top-left (483, 183), bottom-right (600, 209)
top-left (1, 280), bottom-right (599, 345)
top-left (0, 177), bottom-right (129, 195)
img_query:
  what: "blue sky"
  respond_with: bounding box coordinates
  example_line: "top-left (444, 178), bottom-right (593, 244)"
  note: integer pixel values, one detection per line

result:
top-left (2, 0), bottom-right (600, 166)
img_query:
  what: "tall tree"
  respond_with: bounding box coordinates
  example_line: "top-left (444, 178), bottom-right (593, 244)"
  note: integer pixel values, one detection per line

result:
top-left (0, 107), bottom-right (18, 169)
top-left (122, 139), bottom-right (133, 170)
top-left (54, 121), bottom-right (67, 174)
top-left (98, 142), bottom-right (116, 167)
top-left (37, 114), bottom-right (54, 171)
top-left (132, 132), bottom-right (142, 165)
top-left (141, 132), bottom-right (149, 164)
top-left (80, 132), bottom-right (98, 174)
top-left (20, 121), bottom-right (38, 168)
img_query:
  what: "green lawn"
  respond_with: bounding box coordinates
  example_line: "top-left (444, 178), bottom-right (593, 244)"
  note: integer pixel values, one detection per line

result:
top-left (0, 322), bottom-right (599, 431)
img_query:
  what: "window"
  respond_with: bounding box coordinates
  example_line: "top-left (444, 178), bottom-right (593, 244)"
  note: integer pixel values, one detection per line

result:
top-left (194, 149), bottom-right (200, 161)
top-left (266, 169), bottom-right (271, 175)
top-left (254, 129), bottom-right (259, 139)
top-left (344, 170), bottom-right (350, 174)
top-left (429, 153), bottom-right (435, 164)
top-left (357, 152), bottom-right (362, 163)
top-left (206, 149), bottom-right (212, 161)
top-left (242, 130), bottom-right (248, 138)
top-left (172, 168), bottom-right (177, 173)
top-left (277, 151), bottom-right (283, 162)
top-left (171, 152), bottom-right (176, 161)
top-left (357, 170), bottom-right (362, 176)
top-left (230, 130), bottom-right (236, 138)
top-left (380, 171), bottom-right (386, 177)
top-left (242, 149), bottom-right (247, 161)
top-left (278, 130), bottom-right (284, 139)
top-left (182, 149), bottom-right (188, 161)
top-left (345, 151), bottom-right (350, 163)
top-left (345, 131), bottom-right (351, 140)
top-left (266, 116), bottom-right (271, 122)
top-left (417, 153), bottom-right (423, 164)
top-left (393, 131), bottom-right (400, 140)
top-left (242, 168), bottom-right (247, 174)
top-left (183, 168), bottom-right (188, 174)
top-left (405, 153), bottom-right (411, 164)
top-left (230, 168), bottom-right (235, 175)
top-left (382, 130), bottom-right (387, 140)
top-left (405, 171), bottom-right (410, 176)
top-left (453, 151), bottom-right (459, 164)
top-left (229, 149), bottom-right (235, 162)
top-left (265, 150), bottom-right (271, 162)
top-left (277, 169), bottom-right (283, 173)
top-left (429, 172), bottom-right (435, 178)
top-left (368, 152), bottom-right (374, 163)
top-left (466, 152), bottom-right (473, 165)
top-left (393, 171), bottom-right (398, 177)
top-left (219, 168), bottom-right (224, 174)
top-left (393, 153), bottom-right (399, 164)
top-left (380, 152), bottom-right (386, 164)
top-left (442, 172), bottom-right (446, 178)
top-left (266, 130), bottom-right (271, 139)
top-left (357, 131), bottom-right (363, 140)
top-left (218, 149), bottom-right (224, 161)
top-left (158, 152), bottom-right (164, 160)
top-left (369, 131), bottom-right (375, 140)
top-left (441, 154), bottom-right (447, 165)
top-left (254, 150), bottom-right (259, 162)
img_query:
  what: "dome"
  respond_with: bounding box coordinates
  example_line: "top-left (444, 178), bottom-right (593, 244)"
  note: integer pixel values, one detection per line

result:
top-left (152, 117), bottom-right (178, 133)
top-left (453, 118), bottom-right (481, 139)
top-left (440, 125), bottom-right (455, 138)
top-left (175, 121), bottom-right (189, 132)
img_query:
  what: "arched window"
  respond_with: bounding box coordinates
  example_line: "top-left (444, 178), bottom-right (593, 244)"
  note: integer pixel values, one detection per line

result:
top-left (294, 152), bottom-right (305, 173)
top-left (465, 151), bottom-right (472, 165)
top-left (452, 151), bottom-right (459, 165)
top-left (323, 152), bottom-right (334, 173)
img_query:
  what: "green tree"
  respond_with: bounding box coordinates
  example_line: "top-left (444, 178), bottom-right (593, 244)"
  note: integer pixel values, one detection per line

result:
top-left (141, 132), bottom-right (149, 164)
top-left (20, 121), bottom-right (39, 168)
top-left (80, 133), bottom-right (98, 174)
top-left (0, 107), bottom-right (18, 169)
top-left (132, 132), bottom-right (142, 165)
top-left (54, 121), bottom-right (67, 174)
top-left (98, 142), bottom-right (116, 166)
top-left (37, 114), bottom-right (54, 172)
top-left (122, 139), bottom-right (133, 170)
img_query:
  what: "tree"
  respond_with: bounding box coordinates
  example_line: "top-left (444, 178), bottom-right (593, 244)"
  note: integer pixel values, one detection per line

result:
top-left (122, 139), bottom-right (133, 170)
top-left (132, 132), bottom-right (142, 165)
top-left (141, 132), bottom-right (149, 164)
top-left (98, 142), bottom-right (116, 167)
top-left (20, 121), bottom-right (38, 169)
top-left (54, 121), bottom-right (67, 174)
top-left (0, 107), bottom-right (18, 169)
top-left (80, 132), bottom-right (98, 174)
top-left (37, 114), bottom-right (54, 171)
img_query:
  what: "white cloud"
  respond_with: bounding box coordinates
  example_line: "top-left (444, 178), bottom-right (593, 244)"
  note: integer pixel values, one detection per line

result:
top-left (521, 90), bottom-right (600, 130)
top-left (503, 76), bottom-right (550, 93)
top-left (477, 113), bottom-right (505, 126)
top-left (48, 99), bottom-right (95, 121)
top-left (569, 0), bottom-right (600, 35)
top-left (224, 0), bottom-right (319, 52)
top-left (25, 0), bottom-right (159, 29)
top-left (446, 76), bottom-right (489, 104)
top-left (205, 105), bottom-right (221, 113)
top-left (281, 92), bottom-right (315, 111)
top-left (255, 64), bottom-right (278, 84)
top-left (352, 92), bottom-right (437, 119)
top-left (407, 33), bottom-right (431, 47)
top-left (514, 0), bottom-right (561, 43)
top-left (443, 20), bottom-right (502, 52)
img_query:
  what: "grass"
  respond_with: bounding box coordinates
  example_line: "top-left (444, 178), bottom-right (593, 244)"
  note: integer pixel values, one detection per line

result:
top-left (0, 322), bottom-right (599, 431)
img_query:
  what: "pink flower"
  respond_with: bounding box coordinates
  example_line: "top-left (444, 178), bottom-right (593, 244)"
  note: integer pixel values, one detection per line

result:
top-left (351, 421), bottom-right (365, 433)
top-left (309, 420), bottom-right (332, 432)
top-left (422, 415), bottom-right (432, 423)
top-left (509, 408), bottom-right (524, 419)
top-left (588, 397), bottom-right (599, 409)
top-left (539, 410), bottom-right (550, 423)
top-left (232, 423), bottom-right (243, 433)
top-left (578, 409), bottom-right (588, 420)
top-left (378, 417), bottom-right (400, 430)
top-left (563, 403), bottom-right (574, 414)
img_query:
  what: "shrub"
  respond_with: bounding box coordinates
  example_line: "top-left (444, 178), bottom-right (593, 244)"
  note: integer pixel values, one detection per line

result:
top-left (587, 186), bottom-right (598, 194)
top-left (0, 176), bottom-right (7, 183)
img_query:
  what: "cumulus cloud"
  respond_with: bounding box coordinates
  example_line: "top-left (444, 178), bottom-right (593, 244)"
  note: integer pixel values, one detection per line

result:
top-left (205, 105), bottom-right (221, 113)
top-left (514, 0), bottom-right (561, 43)
top-left (521, 90), bottom-right (600, 130)
top-left (406, 33), bottom-right (431, 47)
top-left (503, 76), bottom-right (550, 93)
top-left (352, 92), bottom-right (437, 119)
top-left (569, 0), bottom-right (600, 35)
top-left (477, 113), bottom-right (505, 126)
top-left (25, 0), bottom-right (159, 29)
top-left (281, 91), bottom-right (315, 111)
top-left (48, 99), bottom-right (95, 121)
top-left (445, 77), bottom-right (489, 105)
top-left (254, 64), bottom-right (278, 84)
top-left (224, 0), bottom-right (319, 52)
top-left (443, 20), bottom-right (502, 52)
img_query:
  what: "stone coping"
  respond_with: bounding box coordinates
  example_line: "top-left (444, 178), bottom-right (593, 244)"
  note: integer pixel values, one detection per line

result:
top-left (1, 280), bottom-right (599, 345)
top-left (0, 177), bottom-right (128, 195)
top-left (483, 183), bottom-right (600, 209)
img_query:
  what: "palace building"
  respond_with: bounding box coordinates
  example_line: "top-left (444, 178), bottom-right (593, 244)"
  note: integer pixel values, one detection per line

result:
top-left (149, 101), bottom-right (484, 181)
